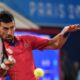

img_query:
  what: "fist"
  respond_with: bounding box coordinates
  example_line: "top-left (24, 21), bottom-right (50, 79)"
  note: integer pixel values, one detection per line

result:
top-left (5, 56), bottom-right (16, 67)
top-left (62, 24), bottom-right (80, 33)
top-left (1, 56), bottom-right (16, 70)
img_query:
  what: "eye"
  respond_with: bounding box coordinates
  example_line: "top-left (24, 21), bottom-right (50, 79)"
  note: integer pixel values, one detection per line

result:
top-left (10, 26), bottom-right (14, 29)
top-left (3, 27), bottom-right (9, 30)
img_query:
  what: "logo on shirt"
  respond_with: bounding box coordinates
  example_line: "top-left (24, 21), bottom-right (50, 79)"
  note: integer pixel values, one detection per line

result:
top-left (24, 43), bottom-right (29, 47)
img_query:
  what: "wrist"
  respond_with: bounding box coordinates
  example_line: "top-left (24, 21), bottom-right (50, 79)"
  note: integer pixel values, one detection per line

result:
top-left (60, 31), bottom-right (70, 38)
top-left (0, 63), bottom-right (8, 70)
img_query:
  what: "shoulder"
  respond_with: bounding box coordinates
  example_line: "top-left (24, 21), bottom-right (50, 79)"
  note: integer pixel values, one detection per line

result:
top-left (15, 34), bottom-right (36, 40)
top-left (15, 34), bottom-right (48, 41)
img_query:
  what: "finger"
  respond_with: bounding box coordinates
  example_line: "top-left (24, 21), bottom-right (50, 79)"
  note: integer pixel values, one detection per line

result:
top-left (70, 25), bottom-right (80, 29)
top-left (4, 59), bottom-right (14, 66)
top-left (74, 24), bottom-right (80, 27)
top-left (69, 24), bottom-right (79, 28)
top-left (77, 27), bottom-right (80, 30)
top-left (4, 60), bottom-right (10, 64)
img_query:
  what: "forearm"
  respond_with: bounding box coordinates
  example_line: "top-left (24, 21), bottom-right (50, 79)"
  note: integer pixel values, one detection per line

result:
top-left (54, 32), bottom-right (69, 48)
top-left (48, 32), bottom-right (70, 49)
top-left (57, 31), bottom-right (70, 48)
top-left (47, 24), bottom-right (79, 49)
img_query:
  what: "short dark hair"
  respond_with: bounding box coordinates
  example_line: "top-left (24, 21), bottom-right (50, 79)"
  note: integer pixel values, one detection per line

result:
top-left (0, 10), bottom-right (14, 23)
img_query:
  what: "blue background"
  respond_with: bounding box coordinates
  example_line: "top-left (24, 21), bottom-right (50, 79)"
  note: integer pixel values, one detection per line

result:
top-left (0, 0), bottom-right (80, 27)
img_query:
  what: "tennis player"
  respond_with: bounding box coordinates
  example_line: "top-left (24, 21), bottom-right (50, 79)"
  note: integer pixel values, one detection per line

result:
top-left (0, 10), bottom-right (79, 80)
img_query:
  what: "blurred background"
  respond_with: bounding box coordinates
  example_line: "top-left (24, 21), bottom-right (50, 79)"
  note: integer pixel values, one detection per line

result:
top-left (0, 0), bottom-right (80, 80)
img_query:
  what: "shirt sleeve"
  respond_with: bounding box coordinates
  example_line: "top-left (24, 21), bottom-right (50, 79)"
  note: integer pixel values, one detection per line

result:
top-left (22, 35), bottom-right (49, 50)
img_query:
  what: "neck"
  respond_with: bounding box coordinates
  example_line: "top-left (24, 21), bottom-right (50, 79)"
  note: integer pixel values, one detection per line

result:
top-left (5, 37), bottom-right (16, 46)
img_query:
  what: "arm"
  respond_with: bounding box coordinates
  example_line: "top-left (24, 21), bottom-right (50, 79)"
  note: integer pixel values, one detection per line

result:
top-left (47, 33), bottom-right (68, 49)
top-left (0, 68), bottom-right (7, 76)
top-left (45, 24), bottom-right (80, 49)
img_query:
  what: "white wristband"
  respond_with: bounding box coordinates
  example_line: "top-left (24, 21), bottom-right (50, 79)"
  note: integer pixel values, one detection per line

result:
top-left (0, 63), bottom-right (7, 70)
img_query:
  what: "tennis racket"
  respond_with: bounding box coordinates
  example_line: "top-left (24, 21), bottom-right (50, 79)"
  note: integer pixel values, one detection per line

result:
top-left (0, 35), bottom-right (8, 65)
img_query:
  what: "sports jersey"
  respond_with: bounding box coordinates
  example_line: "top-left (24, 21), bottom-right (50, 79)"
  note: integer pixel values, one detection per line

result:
top-left (4, 35), bottom-right (48, 80)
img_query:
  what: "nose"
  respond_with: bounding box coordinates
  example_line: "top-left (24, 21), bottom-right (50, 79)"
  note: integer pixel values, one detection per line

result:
top-left (7, 29), bottom-right (12, 35)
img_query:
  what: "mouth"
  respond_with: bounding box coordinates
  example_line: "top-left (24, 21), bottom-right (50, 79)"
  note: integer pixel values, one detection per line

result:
top-left (6, 34), bottom-right (13, 39)
top-left (4, 36), bottom-right (14, 43)
top-left (3, 34), bottom-right (14, 42)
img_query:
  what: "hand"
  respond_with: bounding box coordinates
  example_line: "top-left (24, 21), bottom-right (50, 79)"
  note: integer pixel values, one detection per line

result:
top-left (1, 56), bottom-right (16, 70)
top-left (62, 24), bottom-right (80, 33)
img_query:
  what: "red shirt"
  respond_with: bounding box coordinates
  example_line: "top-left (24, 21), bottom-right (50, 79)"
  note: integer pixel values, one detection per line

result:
top-left (4, 35), bottom-right (48, 80)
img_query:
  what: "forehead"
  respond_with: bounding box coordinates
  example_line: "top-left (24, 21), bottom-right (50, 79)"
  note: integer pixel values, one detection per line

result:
top-left (0, 21), bottom-right (15, 27)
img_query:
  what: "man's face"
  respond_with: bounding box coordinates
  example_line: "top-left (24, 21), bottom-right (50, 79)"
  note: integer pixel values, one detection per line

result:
top-left (0, 21), bottom-right (15, 41)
